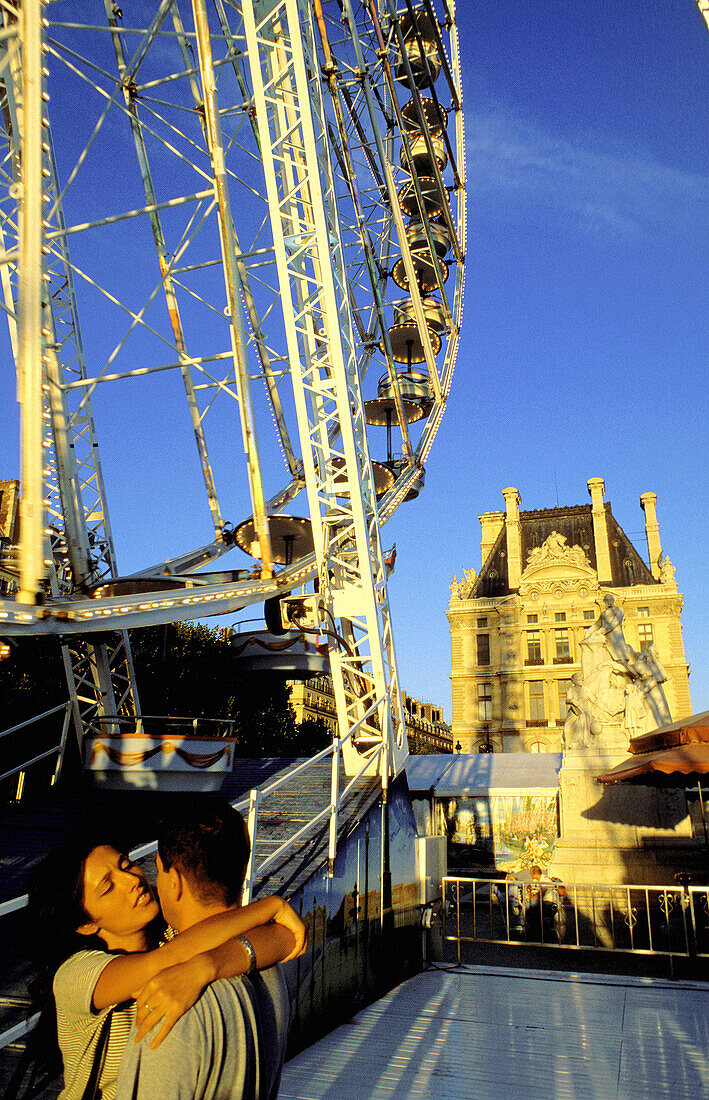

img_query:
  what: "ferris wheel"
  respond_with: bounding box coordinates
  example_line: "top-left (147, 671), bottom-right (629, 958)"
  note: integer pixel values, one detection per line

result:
top-left (0, 0), bottom-right (465, 781)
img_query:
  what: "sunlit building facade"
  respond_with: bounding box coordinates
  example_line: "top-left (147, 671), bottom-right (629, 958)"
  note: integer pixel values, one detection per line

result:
top-left (0, 479), bottom-right (19, 596)
top-left (289, 674), bottom-right (453, 753)
top-left (447, 479), bottom-right (691, 753)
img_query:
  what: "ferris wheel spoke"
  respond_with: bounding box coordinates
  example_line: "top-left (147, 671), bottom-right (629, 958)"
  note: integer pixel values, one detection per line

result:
top-left (123, 0), bottom-right (303, 521)
top-left (318, 67), bottom-right (414, 465)
top-left (193, 0), bottom-right (274, 576)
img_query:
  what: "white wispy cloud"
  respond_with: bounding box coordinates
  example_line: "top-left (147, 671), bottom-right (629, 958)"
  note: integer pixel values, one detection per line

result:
top-left (464, 108), bottom-right (709, 239)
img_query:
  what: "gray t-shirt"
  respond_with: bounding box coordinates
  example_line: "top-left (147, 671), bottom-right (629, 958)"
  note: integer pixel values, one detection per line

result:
top-left (116, 965), bottom-right (291, 1100)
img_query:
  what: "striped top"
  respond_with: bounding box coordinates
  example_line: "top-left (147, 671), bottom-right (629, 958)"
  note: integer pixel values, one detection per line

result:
top-left (54, 950), bottom-right (136, 1100)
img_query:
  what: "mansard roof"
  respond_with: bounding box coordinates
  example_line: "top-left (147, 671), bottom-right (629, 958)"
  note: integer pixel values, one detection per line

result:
top-left (471, 501), bottom-right (656, 598)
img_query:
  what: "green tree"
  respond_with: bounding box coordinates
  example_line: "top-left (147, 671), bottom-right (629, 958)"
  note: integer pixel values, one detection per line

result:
top-left (407, 730), bottom-right (440, 755)
top-left (129, 622), bottom-right (330, 756)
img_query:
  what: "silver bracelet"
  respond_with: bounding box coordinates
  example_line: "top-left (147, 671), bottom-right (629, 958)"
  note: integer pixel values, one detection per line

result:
top-left (236, 934), bottom-right (257, 974)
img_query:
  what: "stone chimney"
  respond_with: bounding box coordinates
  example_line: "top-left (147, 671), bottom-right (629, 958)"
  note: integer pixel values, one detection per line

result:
top-left (479, 510), bottom-right (505, 565)
top-left (640, 491), bottom-right (662, 580)
top-left (502, 487), bottom-right (522, 590)
top-left (587, 477), bottom-right (612, 584)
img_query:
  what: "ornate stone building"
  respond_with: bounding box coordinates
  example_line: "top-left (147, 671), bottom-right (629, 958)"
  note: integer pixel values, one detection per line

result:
top-left (447, 479), bottom-right (691, 754)
top-left (288, 674), bottom-right (453, 753)
top-left (0, 479), bottom-right (19, 596)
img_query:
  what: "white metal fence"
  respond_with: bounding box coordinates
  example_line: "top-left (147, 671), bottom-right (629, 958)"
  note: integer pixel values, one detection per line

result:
top-left (443, 875), bottom-right (709, 963)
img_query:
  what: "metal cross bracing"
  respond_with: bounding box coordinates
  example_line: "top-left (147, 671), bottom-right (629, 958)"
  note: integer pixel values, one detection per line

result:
top-left (0, 0), bottom-right (465, 778)
top-left (1, 0), bottom-right (465, 621)
top-left (0, 4), bottom-right (141, 741)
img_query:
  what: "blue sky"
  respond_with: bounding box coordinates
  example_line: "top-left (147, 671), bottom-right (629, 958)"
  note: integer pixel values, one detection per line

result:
top-left (384, 0), bottom-right (709, 719)
top-left (2, 1), bottom-right (707, 725)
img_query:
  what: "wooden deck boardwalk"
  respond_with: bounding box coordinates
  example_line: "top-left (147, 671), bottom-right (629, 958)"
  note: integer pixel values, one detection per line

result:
top-left (279, 964), bottom-right (709, 1099)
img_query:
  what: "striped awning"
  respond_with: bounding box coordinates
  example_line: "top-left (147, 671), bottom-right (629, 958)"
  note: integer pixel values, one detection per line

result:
top-left (597, 743), bottom-right (709, 785)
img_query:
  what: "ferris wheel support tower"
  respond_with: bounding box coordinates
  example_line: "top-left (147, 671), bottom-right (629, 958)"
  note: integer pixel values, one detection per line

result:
top-left (242, 0), bottom-right (406, 778)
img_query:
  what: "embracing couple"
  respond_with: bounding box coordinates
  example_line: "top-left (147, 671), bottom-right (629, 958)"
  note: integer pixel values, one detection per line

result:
top-left (23, 799), bottom-right (307, 1100)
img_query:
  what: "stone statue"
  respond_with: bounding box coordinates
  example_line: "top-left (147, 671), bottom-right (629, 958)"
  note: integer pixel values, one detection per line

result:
top-left (525, 531), bottom-right (589, 571)
top-left (563, 673), bottom-right (596, 749)
top-left (579, 627), bottom-right (625, 719)
top-left (634, 645), bottom-right (672, 728)
top-left (526, 531), bottom-right (565, 565)
top-left (584, 593), bottom-right (634, 671)
top-left (571, 593), bottom-right (673, 746)
top-left (580, 627), bottom-right (612, 681)
top-left (644, 644), bottom-right (667, 685)
top-left (623, 681), bottom-right (648, 740)
top-left (659, 553), bottom-right (676, 585)
top-left (451, 568), bottom-right (478, 600)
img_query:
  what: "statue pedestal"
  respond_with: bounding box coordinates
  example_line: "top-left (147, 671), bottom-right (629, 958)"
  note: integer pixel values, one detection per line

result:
top-left (548, 733), bottom-right (699, 886)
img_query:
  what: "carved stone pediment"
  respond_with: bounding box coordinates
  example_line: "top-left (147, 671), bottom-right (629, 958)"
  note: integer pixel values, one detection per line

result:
top-left (520, 531), bottom-right (596, 594)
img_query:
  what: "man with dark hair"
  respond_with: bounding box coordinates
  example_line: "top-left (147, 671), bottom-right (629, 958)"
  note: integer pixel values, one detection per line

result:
top-left (157, 801), bottom-right (251, 908)
top-left (116, 800), bottom-right (297, 1100)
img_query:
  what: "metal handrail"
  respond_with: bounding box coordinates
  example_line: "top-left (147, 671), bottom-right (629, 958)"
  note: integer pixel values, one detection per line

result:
top-left (338, 743), bottom-right (382, 805)
top-left (689, 885), bottom-right (709, 958)
top-left (0, 894), bottom-right (30, 919)
top-left (251, 741), bottom-right (335, 800)
top-left (442, 875), bottom-right (708, 962)
top-left (240, 729), bottom-right (381, 902)
top-left (0, 702), bottom-right (69, 740)
top-left (0, 711), bottom-right (383, 919)
top-left (0, 702), bottom-right (71, 786)
top-left (253, 804), bottom-right (333, 882)
top-left (130, 736), bottom-right (377, 904)
top-left (82, 714), bottom-right (237, 735)
top-left (330, 742), bottom-right (383, 873)
top-left (0, 1012), bottom-right (40, 1052)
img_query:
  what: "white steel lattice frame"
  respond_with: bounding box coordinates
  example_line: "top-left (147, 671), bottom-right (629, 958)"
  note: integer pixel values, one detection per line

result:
top-left (0, 1), bottom-right (465, 637)
top-left (242, 0), bottom-right (405, 776)
top-left (0, 0), bottom-right (465, 775)
top-left (0, 1), bottom-right (141, 740)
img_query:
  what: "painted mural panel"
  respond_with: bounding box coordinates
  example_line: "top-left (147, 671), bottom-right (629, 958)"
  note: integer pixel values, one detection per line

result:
top-left (441, 793), bottom-right (559, 871)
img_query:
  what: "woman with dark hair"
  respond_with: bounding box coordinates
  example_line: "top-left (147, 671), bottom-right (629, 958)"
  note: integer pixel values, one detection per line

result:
top-left (24, 832), bottom-right (305, 1100)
